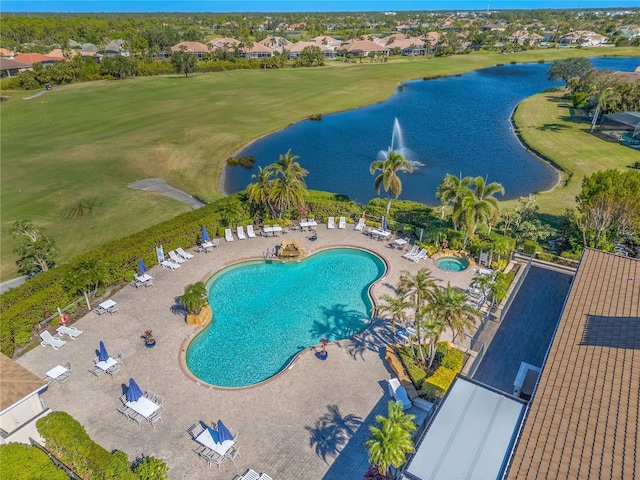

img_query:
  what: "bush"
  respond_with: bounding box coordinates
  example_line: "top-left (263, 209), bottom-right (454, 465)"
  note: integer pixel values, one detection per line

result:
top-left (397, 346), bottom-right (428, 388)
top-left (132, 455), bottom-right (169, 480)
top-left (441, 347), bottom-right (465, 372)
top-left (523, 240), bottom-right (539, 255)
top-left (0, 443), bottom-right (68, 479)
top-left (536, 251), bottom-right (556, 262)
top-left (560, 250), bottom-right (581, 260)
top-left (420, 367), bottom-right (458, 401)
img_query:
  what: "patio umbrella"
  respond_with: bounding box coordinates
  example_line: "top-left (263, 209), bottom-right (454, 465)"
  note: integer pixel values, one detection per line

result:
top-left (217, 419), bottom-right (234, 443)
top-left (98, 341), bottom-right (109, 362)
top-left (201, 226), bottom-right (210, 242)
top-left (126, 378), bottom-right (143, 402)
top-left (382, 216), bottom-right (388, 232)
top-left (138, 258), bottom-right (147, 275)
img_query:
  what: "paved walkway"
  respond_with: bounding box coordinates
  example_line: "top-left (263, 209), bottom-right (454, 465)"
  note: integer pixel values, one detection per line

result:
top-left (128, 178), bottom-right (206, 209)
top-left (18, 226), bottom-right (478, 480)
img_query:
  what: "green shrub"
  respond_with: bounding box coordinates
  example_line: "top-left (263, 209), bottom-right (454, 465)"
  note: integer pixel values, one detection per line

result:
top-left (133, 455), bottom-right (169, 480)
top-left (0, 443), bottom-right (68, 480)
top-left (560, 250), bottom-right (581, 260)
top-left (420, 367), bottom-right (458, 401)
top-left (536, 252), bottom-right (556, 262)
top-left (397, 346), bottom-right (428, 388)
top-left (435, 341), bottom-right (449, 362)
top-left (441, 348), bottom-right (465, 372)
top-left (105, 451), bottom-right (137, 480)
top-left (523, 240), bottom-right (539, 255)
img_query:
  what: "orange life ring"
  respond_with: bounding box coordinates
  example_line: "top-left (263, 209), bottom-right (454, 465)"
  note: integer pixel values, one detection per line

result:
top-left (58, 313), bottom-right (69, 326)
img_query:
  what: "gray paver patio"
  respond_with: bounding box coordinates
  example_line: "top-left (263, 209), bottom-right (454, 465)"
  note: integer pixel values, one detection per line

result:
top-left (17, 226), bottom-right (478, 480)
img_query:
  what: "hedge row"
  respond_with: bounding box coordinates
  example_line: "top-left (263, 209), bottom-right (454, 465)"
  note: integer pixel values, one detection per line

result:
top-left (397, 345), bottom-right (429, 389)
top-left (36, 411), bottom-right (139, 480)
top-left (0, 443), bottom-right (69, 479)
top-left (0, 191), bottom-right (364, 357)
top-left (420, 343), bottom-right (465, 401)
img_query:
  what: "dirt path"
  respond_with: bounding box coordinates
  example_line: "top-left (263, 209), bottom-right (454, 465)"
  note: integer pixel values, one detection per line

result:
top-left (127, 178), bottom-right (206, 209)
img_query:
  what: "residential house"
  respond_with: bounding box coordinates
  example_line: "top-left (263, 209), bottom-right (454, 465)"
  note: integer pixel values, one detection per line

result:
top-left (0, 48), bottom-right (15, 57)
top-left (339, 39), bottom-right (390, 57)
top-left (288, 41), bottom-right (335, 59)
top-left (386, 37), bottom-right (427, 56)
top-left (0, 58), bottom-right (30, 77)
top-left (207, 37), bottom-right (241, 51)
top-left (12, 53), bottom-right (58, 67)
top-left (0, 354), bottom-right (50, 445)
top-left (311, 36), bottom-right (342, 49)
top-left (170, 42), bottom-right (209, 59)
top-left (561, 30), bottom-right (609, 46)
top-left (102, 39), bottom-right (128, 56)
top-left (258, 36), bottom-right (292, 53)
top-left (616, 25), bottom-right (640, 39)
top-left (505, 30), bottom-right (545, 45)
top-left (238, 43), bottom-right (273, 59)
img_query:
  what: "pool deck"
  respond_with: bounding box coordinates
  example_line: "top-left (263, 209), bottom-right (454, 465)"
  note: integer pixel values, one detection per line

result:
top-left (17, 226), bottom-right (478, 480)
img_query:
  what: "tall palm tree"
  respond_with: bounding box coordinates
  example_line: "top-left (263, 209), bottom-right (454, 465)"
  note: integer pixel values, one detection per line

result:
top-left (436, 173), bottom-right (471, 223)
top-left (398, 269), bottom-right (437, 363)
top-left (271, 150), bottom-right (309, 217)
top-left (246, 166), bottom-right (276, 218)
top-left (366, 403), bottom-right (415, 475)
top-left (217, 196), bottom-right (245, 228)
top-left (459, 176), bottom-right (505, 237)
top-left (426, 283), bottom-right (481, 343)
top-left (375, 292), bottom-right (410, 334)
top-left (370, 151), bottom-right (414, 214)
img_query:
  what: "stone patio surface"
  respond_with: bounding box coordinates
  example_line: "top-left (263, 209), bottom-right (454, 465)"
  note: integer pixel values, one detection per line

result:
top-left (18, 226), bottom-right (477, 480)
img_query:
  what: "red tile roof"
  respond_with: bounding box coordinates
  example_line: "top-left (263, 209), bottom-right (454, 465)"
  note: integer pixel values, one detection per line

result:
top-left (13, 53), bottom-right (58, 65)
top-left (506, 248), bottom-right (640, 480)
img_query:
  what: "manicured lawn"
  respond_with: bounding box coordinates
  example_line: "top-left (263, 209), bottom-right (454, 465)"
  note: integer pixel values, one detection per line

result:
top-left (512, 89), bottom-right (640, 216)
top-left (1, 47), bottom-right (637, 278)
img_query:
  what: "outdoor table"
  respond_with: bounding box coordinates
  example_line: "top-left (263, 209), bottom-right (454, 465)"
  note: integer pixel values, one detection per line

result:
top-left (99, 299), bottom-right (116, 310)
top-left (136, 274), bottom-right (153, 283)
top-left (196, 428), bottom-right (234, 456)
top-left (126, 397), bottom-right (160, 419)
top-left (46, 365), bottom-right (68, 380)
top-left (96, 357), bottom-right (117, 371)
top-left (300, 220), bottom-right (318, 230)
top-left (201, 241), bottom-right (213, 253)
top-left (371, 229), bottom-right (391, 238)
top-left (394, 238), bottom-right (408, 249)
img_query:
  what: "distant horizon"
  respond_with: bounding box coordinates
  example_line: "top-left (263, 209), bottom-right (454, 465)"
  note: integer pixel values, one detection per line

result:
top-left (2, 0), bottom-right (638, 13)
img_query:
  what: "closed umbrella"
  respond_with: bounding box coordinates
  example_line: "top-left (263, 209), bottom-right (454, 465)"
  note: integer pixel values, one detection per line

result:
top-left (217, 419), bottom-right (234, 443)
top-left (382, 217), bottom-right (388, 232)
top-left (201, 226), bottom-right (210, 243)
top-left (98, 341), bottom-right (109, 362)
top-left (126, 378), bottom-right (143, 402)
top-left (138, 258), bottom-right (147, 275)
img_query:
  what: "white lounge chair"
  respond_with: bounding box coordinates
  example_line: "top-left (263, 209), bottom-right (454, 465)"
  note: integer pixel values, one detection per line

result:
top-left (168, 250), bottom-right (186, 264)
top-left (56, 325), bottom-right (83, 339)
top-left (176, 247), bottom-right (194, 260)
top-left (327, 217), bottom-right (335, 229)
top-left (403, 245), bottom-right (419, 259)
top-left (411, 249), bottom-right (427, 262)
top-left (246, 225), bottom-right (256, 238)
top-left (225, 228), bottom-right (234, 242)
top-left (40, 331), bottom-right (66, 350)
top-left (354, 218), bottom-right (365, 231)
top-left (237, 226), bottom-right (246, 240)
top-left (161, 260), bottom-right (180, 270)
top-left (388, 378), bottom-right (412, 410)
top-left (238, 469), bottom-right (260, 480)
top-left (338, 216), bottom-right (346, 229)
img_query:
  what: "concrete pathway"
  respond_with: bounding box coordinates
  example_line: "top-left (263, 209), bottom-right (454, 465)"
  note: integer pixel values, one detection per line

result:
top-left (18, 226), bottom-right (478, 480)
top-left (128, 178), bottom-right (206, 209)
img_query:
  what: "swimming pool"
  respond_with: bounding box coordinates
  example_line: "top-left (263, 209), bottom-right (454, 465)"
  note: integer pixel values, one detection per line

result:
top-left (435, 256), bottom-right (470, 272)
top-left (185, 248), bottom-right (386, 387)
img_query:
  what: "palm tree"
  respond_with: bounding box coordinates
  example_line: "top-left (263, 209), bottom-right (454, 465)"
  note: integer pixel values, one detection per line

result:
top-left (370, 151), bottom-right (414, 214)
top-left (459, 176), bottom-right (505, 237)
top-left (180, 282), bottom-right (208, 315)
top-left (271, 150), bottom-right (309, 217)
top-left (246, 166), bottom-right (276, 218)
top-left (398, 269), bottom-right (437, 363)
top-left (385, 400), bottom-right (417, 436)
top-left (375, 292), bottom-right (410, 334)
top-left (217, 196), bottom-right (245, 228)
top-left (436, 173), bottom-right (471, 223)
top-left (426, 283), bottom-right (481, 343)
top-left (366, 403), bottom-right (415, 475)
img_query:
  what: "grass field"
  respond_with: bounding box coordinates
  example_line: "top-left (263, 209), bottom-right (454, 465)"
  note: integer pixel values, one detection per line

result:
top-left (1, 47), bottom-right (638, 278)
top-left (513, 89), bottom-right (640, 219)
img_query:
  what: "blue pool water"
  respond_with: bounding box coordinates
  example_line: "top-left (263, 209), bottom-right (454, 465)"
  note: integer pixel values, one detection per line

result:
top-left (435, 256), bottom-right (470, 272)
top-left (185, 248), bottom-right (386, 387)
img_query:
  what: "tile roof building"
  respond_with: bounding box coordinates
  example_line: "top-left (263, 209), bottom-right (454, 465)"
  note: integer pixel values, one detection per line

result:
top-left (506, 248), bottom-right (639, 479)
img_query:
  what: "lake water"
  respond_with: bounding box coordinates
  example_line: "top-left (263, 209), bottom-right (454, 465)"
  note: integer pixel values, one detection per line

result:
top-left (225, 56), bottom-right (639, 205)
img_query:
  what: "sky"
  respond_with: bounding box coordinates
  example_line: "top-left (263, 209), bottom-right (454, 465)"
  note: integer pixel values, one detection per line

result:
top-left (1, 0), bottom-right (639, 13)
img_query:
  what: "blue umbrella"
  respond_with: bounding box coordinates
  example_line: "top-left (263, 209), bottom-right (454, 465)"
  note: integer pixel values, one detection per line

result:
top-left (217, 419), bottom-right (234, 443)
top-left (98, 341), bottom-right (109, 362)
top-left (201, 226), bottom-right (210, 242)
top-left (382, 217), bottom-right (388, 232)
top-left (126, 378), bottom-right (143, 402)
top-left (138, 258), bottom-right (147, 275)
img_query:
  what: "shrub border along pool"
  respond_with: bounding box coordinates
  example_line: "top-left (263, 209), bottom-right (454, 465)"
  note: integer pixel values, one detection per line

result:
top-left (178, 246), bottom-right (389, 390)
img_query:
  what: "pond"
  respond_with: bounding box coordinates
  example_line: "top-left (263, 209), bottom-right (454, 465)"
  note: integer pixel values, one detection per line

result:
top-left (224, 56), bottom-right (639, 205)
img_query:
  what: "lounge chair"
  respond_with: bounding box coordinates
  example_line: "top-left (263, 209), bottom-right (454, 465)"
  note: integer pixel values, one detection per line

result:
top-left (246, 225), bottom-right (256, 238)
top-left (338, 216), bottom-right (346, 229)
top-left (237, 226), bottom-right (246, 240)
top-left (388, 377), bottom-right (412, 410)
top-left (237, 469), bottom-right (261, 480)
top-left (40, 331), bottom-right (66, 350)
top-left (161, 260), bottom-right (180, 270)
top-left (259, 474), bottom-right (273, 480)
top-left (56, 325), bottom-right (83, 339)
top-left (327, 217), bottom-right (335, 229)
top-left (402, 245), bottom-right (419, 259)
top-left (176, 247), bottom-right (194, 260)
top-left (225, 228), bottom-right (234, 242)
top-left (354, 218), bottom-right (365, 231)
top-left (411, 249), bottom-right (427, 262)
top-left (168, 250), bottom-right (186, 264)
